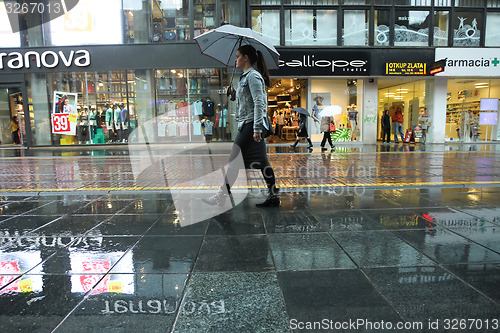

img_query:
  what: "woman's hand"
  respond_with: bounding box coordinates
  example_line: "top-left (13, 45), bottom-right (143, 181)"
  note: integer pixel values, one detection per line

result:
top-left (253, 132), bottom-right (262, 142)
top-left (226, 84), bottom-right (234, 96)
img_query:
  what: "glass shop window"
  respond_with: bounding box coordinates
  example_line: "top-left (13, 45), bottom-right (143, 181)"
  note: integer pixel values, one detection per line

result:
top-left (394, 10), bottom-right (430, 46)
top-left (342, 10), bottom-right (369, 46)
top-left (453, 11), bottom-right (481, 46)
top-left (152, 0), bottom-right (190, 42)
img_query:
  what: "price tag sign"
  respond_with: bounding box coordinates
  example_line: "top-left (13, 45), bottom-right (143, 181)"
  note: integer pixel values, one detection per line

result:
top-left (68, 113), bottom-right (77, 123)
top-left (52, 113), bottom-right (76, 135)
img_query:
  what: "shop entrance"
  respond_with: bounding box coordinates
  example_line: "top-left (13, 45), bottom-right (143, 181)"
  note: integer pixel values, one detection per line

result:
top-left (267, 78), bottom-right (308, 143)
top-left (0, 86), bottom-right (24, 146)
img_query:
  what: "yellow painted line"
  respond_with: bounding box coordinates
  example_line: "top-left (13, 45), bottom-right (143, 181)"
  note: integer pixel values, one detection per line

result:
top-left (2, 180), bottom-right (500, 193)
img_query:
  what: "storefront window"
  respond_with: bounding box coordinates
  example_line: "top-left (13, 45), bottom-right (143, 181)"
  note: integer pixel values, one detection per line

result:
top-left (342, 10), bottom-right (368, 46)
top-left (485, 12), bottom-right (500, 46)
top-left (194, 0), bottom-right (216, 38)
top-left (283, 0), bottom-right (338, 3)
top-left (221, 0), bottom-right (242, 26)
top-left (434, 11), bottom-right (449, 46)
top-left (27, 73), bottom-right (51, 146)
top-left (394, 10), bottom-right (430, 46)
top-left (377, 79), bottom-right (427, 143)
top-left (155, 68), bottom-right (231, 142)
top-left (252, 10), bottom-right (280, 45)
top-left (446, 79), bottom-right (500, 142)
top-left (374, 10), bottom-right (390, 46)
top-left (0, 4), bottom-right (21, 47)
top-left (394, 0), bottom-right (431, 5)
top-left (152, 0), bottom-right (190, 42)
top-left (453, 11), bottom-right (481, 46)
top-left (49, 0), bottom-right (123, 45)
top-left (286, 9), bottom-right (337, 46)
top-left (124, 0), bottom-right (152, 44)
top-left (309, 78), bottom-right (363, 142)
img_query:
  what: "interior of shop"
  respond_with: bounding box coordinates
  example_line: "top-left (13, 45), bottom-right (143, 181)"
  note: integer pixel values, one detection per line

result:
top-left (268, 78), bottom-right (361, 143)
top-left (267, 78), bottom-right (308, 142)
top-left (378, 78), bottom-right (500, 143)
top-left (0, 88), bottom-right (24, 145)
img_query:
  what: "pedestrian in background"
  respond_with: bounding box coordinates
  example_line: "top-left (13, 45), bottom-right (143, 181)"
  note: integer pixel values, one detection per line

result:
top-left (381, 110), bottom-right (391, 144)
top-left (290, 113), bottom-right (313, 149)
top-left (320, 115), bottom-right (335, 151)
top-left (392, 107), bottom-right (405, 143)
top-left (10, 116), bottom-right (20, 144)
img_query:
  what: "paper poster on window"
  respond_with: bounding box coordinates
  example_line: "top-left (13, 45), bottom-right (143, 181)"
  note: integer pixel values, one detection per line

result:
top-left (51, 91), bottom-right (78, 135)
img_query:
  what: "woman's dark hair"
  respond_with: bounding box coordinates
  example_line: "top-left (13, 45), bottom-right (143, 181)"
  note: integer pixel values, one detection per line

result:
top-left (238, 44), bottom-right (271, 87)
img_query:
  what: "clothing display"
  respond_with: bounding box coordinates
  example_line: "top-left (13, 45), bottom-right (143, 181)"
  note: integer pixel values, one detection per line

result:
top-left (192, 120), bottom-right (202, 135)
top-left (192, 101), bottom-right (203, 116)
top-left (178, 121), bottom-right (189, 136)
top-left (202, 120), bottom-right (214, 135)
top-left (158, 120), bottom-right (167, 137)
top-left (167, 121), bottom-right (178, 137)
top-left (203, 100), bottom-right (215, 116)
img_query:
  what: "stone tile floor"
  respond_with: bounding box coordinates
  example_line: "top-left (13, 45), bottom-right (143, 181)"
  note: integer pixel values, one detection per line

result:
top-left (0, 188), bottom-right (499, 332)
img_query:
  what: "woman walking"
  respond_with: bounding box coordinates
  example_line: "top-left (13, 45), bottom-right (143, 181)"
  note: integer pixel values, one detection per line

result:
top-left (204, 44), bottom-right (280, 207)
top-left (320, 115), bottom-right (335, 151)
top-left (290, 113), bottom-right (313, 149)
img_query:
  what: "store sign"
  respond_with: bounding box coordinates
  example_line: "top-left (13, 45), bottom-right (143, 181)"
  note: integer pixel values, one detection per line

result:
top-left (385, 62), bottom-right (427, 75)
top-left (272, 50), bottom-right (370, 76)
top-left (435, 48), bottom-right (500, 76)
top-left (0, 49), bottom-right (90, 70)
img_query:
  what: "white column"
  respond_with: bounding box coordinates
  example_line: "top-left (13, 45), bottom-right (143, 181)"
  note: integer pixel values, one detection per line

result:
top-left (426, 77), bottom-right (448, 144)
top-left (362, 78), bottom-right (378, 144)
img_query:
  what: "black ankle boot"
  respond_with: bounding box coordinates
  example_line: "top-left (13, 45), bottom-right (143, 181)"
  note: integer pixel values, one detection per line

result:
top-left (290, 140), bottom-right (298, 148)
top-left (307, 138), bottom-right (313, 148)
top-left (256, 186), bottom-right (280, 207)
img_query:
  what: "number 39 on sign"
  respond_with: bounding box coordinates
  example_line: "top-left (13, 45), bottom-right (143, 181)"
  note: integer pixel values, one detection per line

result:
top-left (51, 113), bottom-right (73, 134)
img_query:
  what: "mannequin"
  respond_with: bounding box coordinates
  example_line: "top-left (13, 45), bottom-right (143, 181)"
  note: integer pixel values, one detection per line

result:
top-left (348, 105), bottom-right (358, 141)
top-left (311, 95), bottom-right (324, 134)
top-left (120, 103), bottom-right (129, 142)
top-left (89, 106), bottom-right (97, 138)
top-left (105, 104), bottom-right (113, 142)
top-left (113, 104), bottom-right (121, 142)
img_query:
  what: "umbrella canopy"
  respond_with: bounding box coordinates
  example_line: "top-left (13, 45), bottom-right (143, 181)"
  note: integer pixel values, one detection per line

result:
top-left (319, 105), bottom-right (342, 118)
top-left (194, 24), bottom-right (280, 69)
top-left (292, 107), bottom-right (309, 116)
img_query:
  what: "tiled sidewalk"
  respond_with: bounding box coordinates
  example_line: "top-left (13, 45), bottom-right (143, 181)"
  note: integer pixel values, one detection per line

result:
top-left (1, 148), bottom-right (500, 192)
top-left (0, 189), bottom-right (499, 332)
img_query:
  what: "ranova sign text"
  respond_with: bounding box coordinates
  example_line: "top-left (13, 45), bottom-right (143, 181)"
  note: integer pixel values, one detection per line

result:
top-left (0, 49), bottom-right (91, 70)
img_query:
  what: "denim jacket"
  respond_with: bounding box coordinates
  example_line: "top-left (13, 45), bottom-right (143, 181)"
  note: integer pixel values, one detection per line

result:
top-left (235, 68), bottom-right (268, 133)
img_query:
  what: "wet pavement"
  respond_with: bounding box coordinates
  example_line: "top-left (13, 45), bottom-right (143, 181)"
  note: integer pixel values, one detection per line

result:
top-left (0, 145), bottom-right (499, 332)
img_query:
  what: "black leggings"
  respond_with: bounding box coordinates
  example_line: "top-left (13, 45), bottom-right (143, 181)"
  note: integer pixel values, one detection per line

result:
top-left (224, 122), bottom-right (276, 190)
top-left (382, 127), bottom-right (391, 142)
top-left (320, 131), bottom-right (333, 148)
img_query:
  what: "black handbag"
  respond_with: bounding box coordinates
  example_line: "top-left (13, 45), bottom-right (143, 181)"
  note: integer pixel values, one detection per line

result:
top-left (262, 115), bottom-right (274, 138)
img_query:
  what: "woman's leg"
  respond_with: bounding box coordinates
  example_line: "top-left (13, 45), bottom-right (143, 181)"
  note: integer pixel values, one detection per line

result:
top-left (321, 132), bottom-right (327, 147)
top-left (327, 132), bottom-right (333, 147)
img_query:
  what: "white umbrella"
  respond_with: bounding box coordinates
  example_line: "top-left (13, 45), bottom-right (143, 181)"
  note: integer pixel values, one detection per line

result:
top-left (194, 24), bottom-right (280, 70)
top-left (319, 105), bottom-right (342, 118)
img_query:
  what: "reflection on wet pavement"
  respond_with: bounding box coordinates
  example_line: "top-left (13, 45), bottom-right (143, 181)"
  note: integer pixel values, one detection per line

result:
top-left (0, 188), bottom-right (498, 332)
top-left (1, 145), bottom-right (500, 331)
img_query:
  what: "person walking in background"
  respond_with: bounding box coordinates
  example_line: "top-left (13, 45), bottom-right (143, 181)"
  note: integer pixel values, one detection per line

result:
top-left (10, 116), bottom-right (20, 144)
top-left (320, 115), bottom-right (335, 151)
top-left (381, 110), bottom-right (391, 144)
top-left (290, 113), bottom-right (313, 150)
top-left (204, 44), bottom-right (280, 207)
top-left (392, 107), bottom-right (405, 143)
